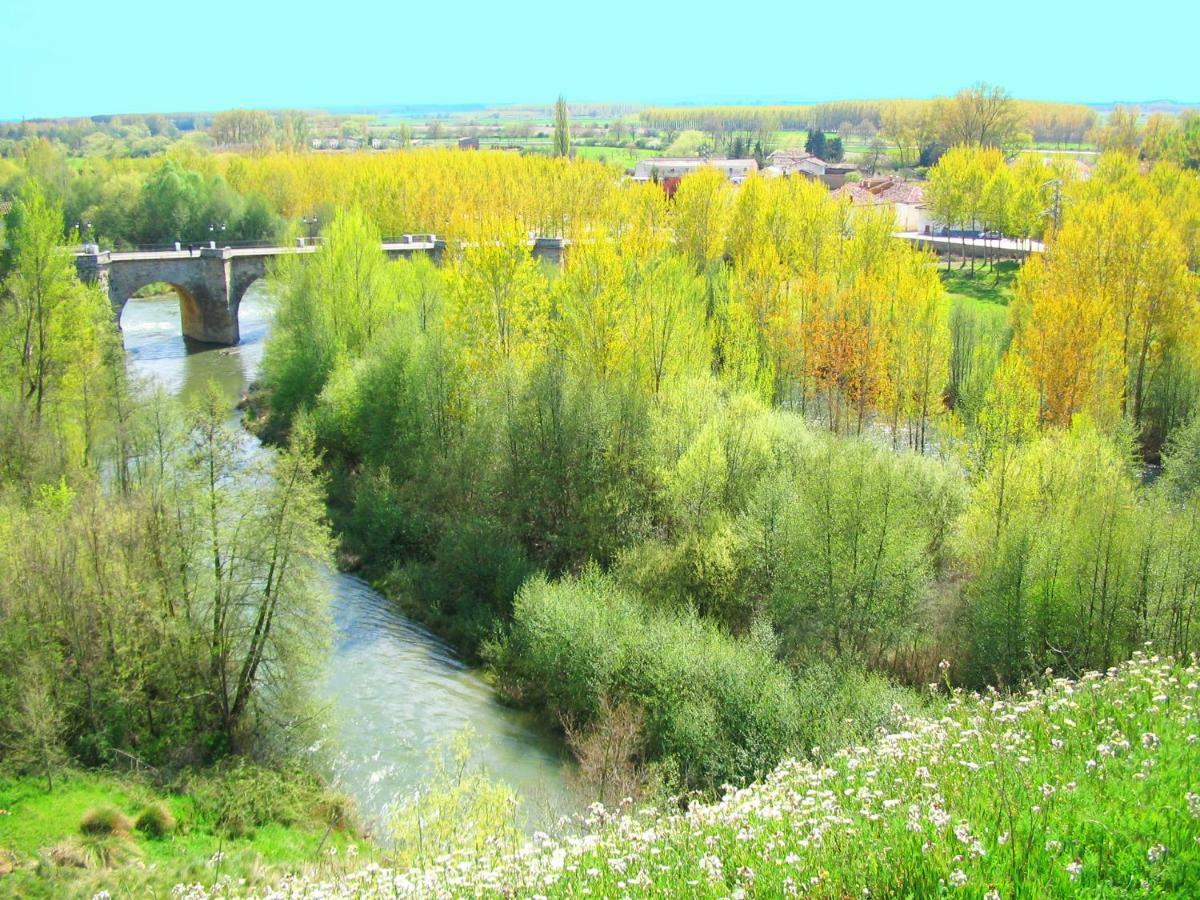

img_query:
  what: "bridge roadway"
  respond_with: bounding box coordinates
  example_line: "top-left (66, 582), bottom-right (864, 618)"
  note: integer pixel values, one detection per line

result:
top-left (75, 235), bottom-right (568, 345)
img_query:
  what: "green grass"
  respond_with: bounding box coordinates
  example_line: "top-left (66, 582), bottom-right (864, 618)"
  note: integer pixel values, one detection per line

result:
top-left (180, 652), bottom-right (1200, 897)
top-left (0, 769), bottom-right (369, 897)
top-left (940, 259), bottom-right (1020, 310)
top-left (572, 145), bottom-right (658, 168)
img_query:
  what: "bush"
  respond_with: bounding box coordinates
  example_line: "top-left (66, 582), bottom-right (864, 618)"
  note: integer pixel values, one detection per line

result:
top-left (413, 517), bottom-right (533, 648)
top-left (134, 801), bottom-right (176, 838)
top-left (181, 761), bottom-right (351, 837)
top-left (490, 568), bottom-right (804, 790)
top-left (78, 805), bottom-right (133, 837)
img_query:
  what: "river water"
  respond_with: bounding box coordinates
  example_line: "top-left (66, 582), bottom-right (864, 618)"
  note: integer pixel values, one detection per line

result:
top-left (119, 286), bottom-right (577, 833)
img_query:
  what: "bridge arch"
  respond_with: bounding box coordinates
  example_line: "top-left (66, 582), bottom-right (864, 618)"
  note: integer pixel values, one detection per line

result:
top-left (104, 254), bottom-right (240, 345)
top-left (227, 256), bottom-right (269, 325)
top-left (114, 278), bottom-right (209, 341)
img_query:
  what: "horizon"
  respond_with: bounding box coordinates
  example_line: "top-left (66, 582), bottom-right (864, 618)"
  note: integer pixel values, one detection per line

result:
top-left (3, 0), bottom-right (1199, 121)
top-left (6, 95), bottom-right (1200, 125)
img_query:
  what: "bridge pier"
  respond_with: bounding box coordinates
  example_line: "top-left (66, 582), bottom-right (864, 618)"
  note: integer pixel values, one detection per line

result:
top-left (76, 247), bottom-right (267, 345)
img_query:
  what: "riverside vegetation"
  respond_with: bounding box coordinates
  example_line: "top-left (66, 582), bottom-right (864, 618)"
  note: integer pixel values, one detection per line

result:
top-left (1, 132), bottom-right (1200, 895)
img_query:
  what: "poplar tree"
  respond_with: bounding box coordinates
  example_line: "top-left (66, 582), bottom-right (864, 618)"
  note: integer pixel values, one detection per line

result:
top-left (553, 95), bottom-right (571, 158)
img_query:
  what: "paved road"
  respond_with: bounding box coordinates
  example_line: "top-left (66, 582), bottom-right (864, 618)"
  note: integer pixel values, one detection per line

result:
top-left (895, 232), bottom-right (1044, 256)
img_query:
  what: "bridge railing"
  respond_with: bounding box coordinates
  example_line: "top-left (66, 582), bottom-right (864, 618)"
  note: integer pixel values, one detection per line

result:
top-left (78, 235), bottom-right (443, 256)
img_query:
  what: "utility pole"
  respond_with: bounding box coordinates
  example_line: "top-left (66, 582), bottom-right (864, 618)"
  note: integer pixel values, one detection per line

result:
top-left (1042, 178), bottom-right (1062, 232)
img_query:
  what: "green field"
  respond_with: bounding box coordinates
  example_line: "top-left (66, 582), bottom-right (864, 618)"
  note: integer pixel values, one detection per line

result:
top-left (571, 145), bottom-right (658, 168)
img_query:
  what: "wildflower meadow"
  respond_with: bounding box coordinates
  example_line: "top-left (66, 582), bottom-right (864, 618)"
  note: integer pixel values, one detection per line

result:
top-left (170, 651), bottom-right (1200, 897)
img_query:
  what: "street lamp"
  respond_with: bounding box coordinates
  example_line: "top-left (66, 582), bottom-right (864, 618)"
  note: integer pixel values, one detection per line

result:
top-left (302, 214), bottom-right (319, 244)
top-left (208, 222), bottom-right (226, 249)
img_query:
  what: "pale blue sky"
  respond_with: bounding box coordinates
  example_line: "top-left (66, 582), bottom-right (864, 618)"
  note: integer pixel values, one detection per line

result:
top-left (2, 0), bottom-right (1198, 120)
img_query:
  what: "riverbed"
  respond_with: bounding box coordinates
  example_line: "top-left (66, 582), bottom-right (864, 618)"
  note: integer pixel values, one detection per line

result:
top-left (119, 286), bottom-right (577, 832)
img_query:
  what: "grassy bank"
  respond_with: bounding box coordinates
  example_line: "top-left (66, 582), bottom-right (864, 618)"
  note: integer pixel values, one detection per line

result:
top-left (0, 766), bottom-right (368, 898)
top-left (172, 651), bottom-right (1200, 897)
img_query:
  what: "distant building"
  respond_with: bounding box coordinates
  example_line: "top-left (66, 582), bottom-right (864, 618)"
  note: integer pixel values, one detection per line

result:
top-left (832, 176), bottom-right (930, 233)
top-left (765, 150), bottom-right (857, 189)
top-left (632, 158), bottom-right (758, 190)
top-left (458, 135), bottom-right (480, 150)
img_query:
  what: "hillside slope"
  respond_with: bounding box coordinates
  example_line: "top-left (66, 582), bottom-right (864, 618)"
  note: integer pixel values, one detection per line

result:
top-left (174, 652), bottom-right (1199, 897)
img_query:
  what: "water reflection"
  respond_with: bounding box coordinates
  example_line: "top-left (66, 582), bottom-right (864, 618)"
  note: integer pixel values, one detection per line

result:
top-left (120, 287), bottom-right (577, 833)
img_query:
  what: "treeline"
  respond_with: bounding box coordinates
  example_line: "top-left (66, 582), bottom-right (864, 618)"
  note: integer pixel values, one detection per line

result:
top-left (1090, 106), bottom-right (1200, 168)
top-left (642, 91), bottom-right (1100, 152)
top-left (0, 108), bottom-right (313, 159)
top-left (224, 148), bottom-right (625, 238)
top-left (641, 101), bottom-right (886, 135)
top-left (0, 113), bottom-right (195, 159)
top-left (255, 149), bottom-right (1200, 795)
top-left (0, 184), bottom-right (331, 782)
top-left (1, 140), bottom-right (281, 248)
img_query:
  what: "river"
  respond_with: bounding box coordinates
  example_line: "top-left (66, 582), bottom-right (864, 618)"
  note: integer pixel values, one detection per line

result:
top-left (119, 285), bottom-right (577, 833)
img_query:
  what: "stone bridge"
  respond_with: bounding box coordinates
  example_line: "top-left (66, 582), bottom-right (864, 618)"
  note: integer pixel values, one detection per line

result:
top-left (75, 235), bottom-right (568, 345)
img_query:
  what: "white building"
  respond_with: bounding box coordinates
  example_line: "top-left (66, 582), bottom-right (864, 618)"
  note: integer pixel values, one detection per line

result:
top-left (766, 150), bottom-right (857, 188)
top-left (632, 157), bottom-right (759, 185)
top-left (832, 177), bottom-right (932, 233)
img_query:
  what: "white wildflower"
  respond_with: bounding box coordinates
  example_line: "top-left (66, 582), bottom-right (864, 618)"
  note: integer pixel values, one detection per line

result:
top-left (699, 853), bottom-right (723, 884)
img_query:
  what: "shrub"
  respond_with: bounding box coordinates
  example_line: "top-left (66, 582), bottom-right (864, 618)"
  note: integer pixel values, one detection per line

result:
top-left (182, 761), bottom-right (351, 837)
top-left (134, 801), bottom-right (176, 838)
top-left (491, 568), bottom-right (804, 790)
top-left (79, 805), bottom-right (133, 837)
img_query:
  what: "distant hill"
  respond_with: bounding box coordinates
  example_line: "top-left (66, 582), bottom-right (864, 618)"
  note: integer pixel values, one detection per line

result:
top-left (1089, 99), bottom-right (1199, 114)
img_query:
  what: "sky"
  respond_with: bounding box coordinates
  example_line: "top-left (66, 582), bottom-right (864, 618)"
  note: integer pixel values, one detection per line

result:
top-left (2, 0), bottom-right (1199, 120)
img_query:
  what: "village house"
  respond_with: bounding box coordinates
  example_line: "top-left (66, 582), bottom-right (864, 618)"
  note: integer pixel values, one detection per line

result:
top-left (633, 157), bottom-right (759, 188)
top-left (831, 176), bottom-right (931, 233)
top-left (764, 149), bottom-right (857, 188)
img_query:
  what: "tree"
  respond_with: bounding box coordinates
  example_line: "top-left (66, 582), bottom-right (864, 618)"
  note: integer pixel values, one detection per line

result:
top-left (1089, 106), bottom-right (1141, 154)
top-left (553, 95), bottom-right (572, 158)
top-left (939, 83), bottom-right (1027, 157)
top-left (863, 137), bottom-right (888, 175)
top-left (804, 129), bottom-right (828, 159)
top-left (210, 109), bottom-right (275, 149)
top-left (2, 182), bottom-right (89, 422)
top-left (278, 110), bottom-right (310, 153)
top-left (826, 136), bottom-right (845, 162)
top-left (1170, 112), bottom-right (1200, 170)
top-left (766, 435), bottom-right (954, 661)
top-left (262, 208), bottom-right (401, 425)
top-left (973, 353), bottom-right (1040, 540)
top-left (672, 166), bottom-right (733, 275)
top-left (185, 386), bottom-right (332, 750)
top-left (8, 661), bottom-right (68, 791)
top-left (1012, 188), bottom-right (1193, 434)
